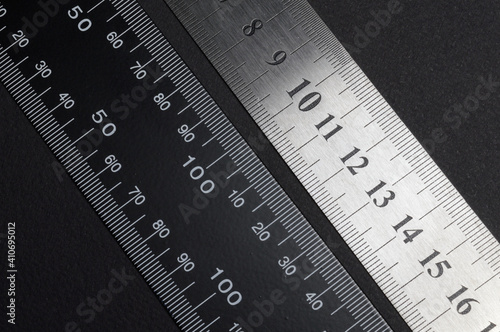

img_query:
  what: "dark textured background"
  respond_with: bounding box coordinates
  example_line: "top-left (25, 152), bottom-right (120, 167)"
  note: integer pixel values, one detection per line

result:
top-left (0, 0), bottom-right (498, 331)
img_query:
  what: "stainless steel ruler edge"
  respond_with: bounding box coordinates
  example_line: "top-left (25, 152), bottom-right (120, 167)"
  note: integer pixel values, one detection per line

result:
top-left (0, 0), bottom-right (395, 331)
top-left (164, 0), bottom-right (500, 331)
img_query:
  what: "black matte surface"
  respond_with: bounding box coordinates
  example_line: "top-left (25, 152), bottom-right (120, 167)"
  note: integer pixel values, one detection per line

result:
top-left (0, 1), bottom-right (498, 331)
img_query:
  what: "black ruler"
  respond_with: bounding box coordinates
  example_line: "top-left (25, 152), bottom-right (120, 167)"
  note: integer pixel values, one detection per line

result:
top-left (0, 0), bottom-right (391, 331)
top-left (1, 1), bottom-right (499, 331)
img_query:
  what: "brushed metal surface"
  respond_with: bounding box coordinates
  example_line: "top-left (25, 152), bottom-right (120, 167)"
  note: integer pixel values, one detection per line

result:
top-left (164, 0), bottom-right (500, 330)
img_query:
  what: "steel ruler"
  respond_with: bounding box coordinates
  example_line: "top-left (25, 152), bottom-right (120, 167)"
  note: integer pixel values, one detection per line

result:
top-left (162, 0), bottom-right (500, 331)
top-left (0, 0), bottom-right (392, 331)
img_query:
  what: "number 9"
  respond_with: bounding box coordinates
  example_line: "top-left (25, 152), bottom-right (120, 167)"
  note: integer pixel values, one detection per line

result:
top-left (266, 50), bottom-right (287, 66)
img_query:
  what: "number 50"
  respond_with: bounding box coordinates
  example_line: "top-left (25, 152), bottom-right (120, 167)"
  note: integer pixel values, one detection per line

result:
top-left (68, 6), bottom-right (92, 32)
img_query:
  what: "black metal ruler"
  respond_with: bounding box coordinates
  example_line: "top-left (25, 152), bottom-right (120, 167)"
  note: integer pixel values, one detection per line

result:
top-left (0, 1), bottom-right (392, 331)
top-left (0, 1), bottom-right (495, 330)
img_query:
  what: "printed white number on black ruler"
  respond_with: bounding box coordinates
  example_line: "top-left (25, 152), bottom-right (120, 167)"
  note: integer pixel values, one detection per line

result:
top-left (0, 1), bottom-right (392, 331)
top-left (164, 0), bottom-right (500, 331)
